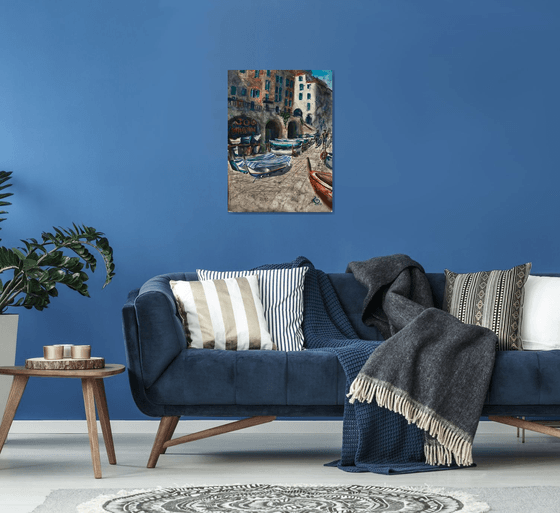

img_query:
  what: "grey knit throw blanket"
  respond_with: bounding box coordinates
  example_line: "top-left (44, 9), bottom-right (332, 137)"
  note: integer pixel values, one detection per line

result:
top-left (347, 254), bottom-right (497, 466)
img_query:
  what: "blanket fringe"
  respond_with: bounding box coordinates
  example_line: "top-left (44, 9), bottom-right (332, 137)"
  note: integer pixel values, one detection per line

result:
top-left (348, 376), bottom-right (473, 467)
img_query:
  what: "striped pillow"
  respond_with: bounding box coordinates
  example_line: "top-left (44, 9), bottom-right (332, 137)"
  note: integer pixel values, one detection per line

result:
top-left (170, 275), bottom-right (275, 350)
top-left (197, 267), bottom-right (308, 351)
top-left (443, 263), bottom-right (532, 351)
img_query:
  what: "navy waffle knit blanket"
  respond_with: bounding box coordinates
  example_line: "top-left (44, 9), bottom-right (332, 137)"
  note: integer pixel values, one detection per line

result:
top-left (256, 256), bottom-right (496, 475)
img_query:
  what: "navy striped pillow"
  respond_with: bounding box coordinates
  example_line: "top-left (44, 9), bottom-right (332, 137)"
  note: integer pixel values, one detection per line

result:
top-left (197, 267), bottom-right (308, 351)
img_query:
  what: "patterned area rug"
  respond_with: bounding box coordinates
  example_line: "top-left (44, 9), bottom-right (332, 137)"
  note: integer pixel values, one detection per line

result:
top-left (76, 484), bottom-right (490, 512)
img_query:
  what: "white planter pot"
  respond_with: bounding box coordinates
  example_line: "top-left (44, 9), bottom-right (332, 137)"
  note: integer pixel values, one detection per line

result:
top-left (0, 314), bottom-right (18, 416)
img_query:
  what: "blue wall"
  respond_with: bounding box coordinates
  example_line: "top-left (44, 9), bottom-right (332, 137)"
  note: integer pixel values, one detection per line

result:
top-left (2, 0), bottom-right (560, 419)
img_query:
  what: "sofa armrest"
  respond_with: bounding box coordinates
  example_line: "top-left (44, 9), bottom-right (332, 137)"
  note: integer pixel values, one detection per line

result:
top-left (122, 288), bottom-right (151, 413)
top-left (122, 288), bottom-right (141, 373)
top-left (133, 275), bottom-right (188, 388)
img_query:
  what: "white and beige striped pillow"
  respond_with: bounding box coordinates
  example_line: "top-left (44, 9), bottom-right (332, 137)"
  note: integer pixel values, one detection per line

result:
top-left (170, 275), bottom-right (275, 350)
top-left (197, 267), bottom-right (308, 351)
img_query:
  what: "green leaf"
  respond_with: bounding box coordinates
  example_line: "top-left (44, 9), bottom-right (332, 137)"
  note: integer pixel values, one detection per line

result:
top-left (12, 248), bottom-right (26, 260)
top-left (0, 247), bottom-right (22, 271)
top-left (0, 176), bottom-right (116, 312)
top-left (0, 171), bottom-right (13, 242)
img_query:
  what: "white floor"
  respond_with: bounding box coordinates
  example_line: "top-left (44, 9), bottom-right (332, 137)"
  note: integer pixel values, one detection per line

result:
top-left (0, 420), bottom-right (559, 512)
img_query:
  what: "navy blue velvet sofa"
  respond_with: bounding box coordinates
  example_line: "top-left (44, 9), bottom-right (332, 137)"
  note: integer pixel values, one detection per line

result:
top-left (122, 271), bottom-right (560, 467)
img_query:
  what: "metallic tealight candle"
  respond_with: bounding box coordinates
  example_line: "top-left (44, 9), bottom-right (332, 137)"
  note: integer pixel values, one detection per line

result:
top-left (71, 345), bottom-right (91, 359)
top-left (54, 344), bottom-right (73, 358)
top-left (43, 345), bottom-right (64, 360)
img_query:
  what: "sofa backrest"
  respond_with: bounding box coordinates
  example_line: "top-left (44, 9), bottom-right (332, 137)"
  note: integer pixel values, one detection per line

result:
top-left (136, 270), bottom-right (560, 351)
top-left (146, 271), bottom-right (449, 343)
top-left (328, 272), bottom-right (447, 341)
top-left (329, 271), bottom-right (560, 342)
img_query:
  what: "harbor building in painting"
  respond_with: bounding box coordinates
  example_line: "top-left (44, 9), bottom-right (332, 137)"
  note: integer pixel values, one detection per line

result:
top-left (228, 70), bottom-right (332, 143)
top-left (293, 71), bottom-right (332, 134)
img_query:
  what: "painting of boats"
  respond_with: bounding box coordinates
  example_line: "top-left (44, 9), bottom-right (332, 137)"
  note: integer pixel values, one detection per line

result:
top-left (228, 70), bottom-right (332, 212)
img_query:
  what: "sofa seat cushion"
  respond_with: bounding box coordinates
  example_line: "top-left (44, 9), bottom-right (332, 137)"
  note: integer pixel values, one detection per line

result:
top-left (486, 350), bottom-right (560, 405)
top-left (145, 348), bottom-right (346, 407)
top-left (145, 347), bottom-right (560, 411)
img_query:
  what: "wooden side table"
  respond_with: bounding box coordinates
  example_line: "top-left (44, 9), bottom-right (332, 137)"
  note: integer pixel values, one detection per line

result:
top-left (0, 364), bottom-right (125, 479)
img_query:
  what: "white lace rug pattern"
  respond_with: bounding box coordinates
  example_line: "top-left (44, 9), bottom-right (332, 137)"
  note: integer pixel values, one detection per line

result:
top-left (77, 483), bottom-right (490, 513)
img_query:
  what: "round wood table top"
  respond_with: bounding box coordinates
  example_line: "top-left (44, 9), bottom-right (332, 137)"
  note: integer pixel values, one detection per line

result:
top-left (0, 364), bottom-right (125, 378)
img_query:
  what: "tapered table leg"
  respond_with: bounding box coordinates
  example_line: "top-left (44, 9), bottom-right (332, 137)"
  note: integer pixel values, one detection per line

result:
top-left (0, 375), bottom-right (29, 453)
top-left (82, 378), bottom-right (102, 479)
top-left (93, 379), bottom-right (116, 465)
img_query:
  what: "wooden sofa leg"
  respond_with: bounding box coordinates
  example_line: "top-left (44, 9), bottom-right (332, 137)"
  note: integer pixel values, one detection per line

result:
top-left (147, 415), bottom-right (276, 468)
top-left (147, 416), bottom-right (179, 468)
top-left (161, 416), bottom-right (180, 454)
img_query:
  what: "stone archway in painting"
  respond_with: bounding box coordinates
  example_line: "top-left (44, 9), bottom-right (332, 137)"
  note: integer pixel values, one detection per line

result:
top-left (287, 120), bottom-right (298, 139)
top-left (265, 119), bottom-right (282, 142)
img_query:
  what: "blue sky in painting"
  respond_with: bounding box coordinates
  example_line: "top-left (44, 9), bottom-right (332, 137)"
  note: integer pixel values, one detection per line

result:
top-left (312, 70), bottom-right (332, 90)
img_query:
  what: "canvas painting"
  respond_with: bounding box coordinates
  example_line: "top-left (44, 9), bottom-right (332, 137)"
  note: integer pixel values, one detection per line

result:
top-left (228, 70), bottom-right (333, 213)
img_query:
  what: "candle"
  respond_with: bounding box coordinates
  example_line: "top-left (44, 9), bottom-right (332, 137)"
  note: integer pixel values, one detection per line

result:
top-left (44, 345), bottom-right (64, 360)
top-left (71, 345), bottom-right (91, 359)
top-left (54, 344), bottom-right (74, 358)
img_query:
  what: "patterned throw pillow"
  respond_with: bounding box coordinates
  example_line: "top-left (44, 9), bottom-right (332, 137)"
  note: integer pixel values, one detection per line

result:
top-left (170, 275), bottom-right (275, 350)
top-left (443, 263), bottom-right (532, 351)
top-left (197, 267), bottom-right (308, 351)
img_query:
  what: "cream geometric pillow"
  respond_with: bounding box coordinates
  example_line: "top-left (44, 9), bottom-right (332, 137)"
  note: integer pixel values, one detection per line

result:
top-left (170, 275), bottom-right (275, 350)
top-left (443, 263), bottom-right (532, 350)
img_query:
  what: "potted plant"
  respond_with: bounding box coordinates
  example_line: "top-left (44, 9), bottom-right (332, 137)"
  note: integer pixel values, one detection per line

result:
top-left (0, 170), bottom-right (115, 409)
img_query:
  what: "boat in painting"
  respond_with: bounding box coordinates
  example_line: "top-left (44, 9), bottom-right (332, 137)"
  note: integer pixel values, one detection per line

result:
top-left (270, 139), bottom-right (303, 156)
top-left (278, 137), bottom-right (312, 147)
top-left (270, 139), bottom-right (302, 148)
top-left (229, 158), bottom-right (248, 173)
top-left (231, 153), bottom-right (292, 178)
top-left (300, 134), bottom-right (315, 148)
top-left (323, 152), bottom-right (332, 169)
top-left (307, 157), bottom-right (332, 209)
top-left (325, 154), bottom-right (332, 169)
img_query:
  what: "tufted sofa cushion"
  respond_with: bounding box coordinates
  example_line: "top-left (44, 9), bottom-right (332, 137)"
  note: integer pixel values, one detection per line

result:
top-left (145, 348), bottom-right (346, 407)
